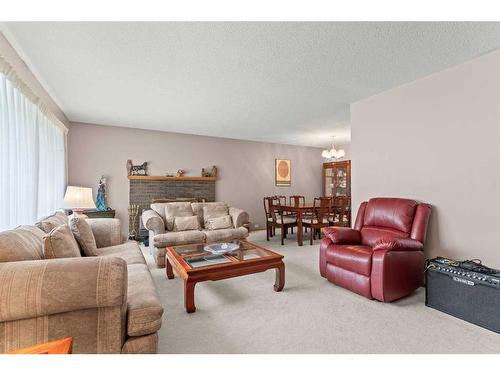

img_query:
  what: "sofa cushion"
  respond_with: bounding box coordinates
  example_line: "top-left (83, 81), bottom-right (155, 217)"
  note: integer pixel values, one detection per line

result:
top-left (86, 218), bottom-right (122, 248)
top-left (203, 227), bottom-right (248, 243)
top-left (94, 241), bottom-right (146, 265)
top-left (191, 202), bottom-right (228, 227)
top-left (0, 225), bottom-right (45, 262)
top-left (205, 215), bottom-right (233, 230)
top-left (326, 244), bottom-right (373, 276)
top-left (164, 202), bottom-right (194, 231)
top-left (203, 204), bottom-right (229, 223)
top-left (153, 230), bottom-right (205, 248)
top-left (173, 216), bottom-right (200, 231)
top-left (69, 216), bottom-right (99, 256)
top-left (43, 224), bottom-right (82, 259)
top-left (126, 264), bottom-right (163, 337)
top-left (35, 211), bottom-right (68, 233)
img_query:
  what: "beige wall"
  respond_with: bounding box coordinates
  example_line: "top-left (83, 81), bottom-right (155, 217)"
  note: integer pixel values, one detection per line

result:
top-left (351, 49), bottom-right (500, 267)
top-left (68, 123), bottom-right (333, 236)
top-left (0, 32), bottom-right (70, 128)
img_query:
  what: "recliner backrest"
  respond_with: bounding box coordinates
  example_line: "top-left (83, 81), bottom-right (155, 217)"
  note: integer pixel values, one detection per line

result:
top-left (354, 198), bottom-right (430, 248)
top-left (363, 198), bottom-right (417, 233)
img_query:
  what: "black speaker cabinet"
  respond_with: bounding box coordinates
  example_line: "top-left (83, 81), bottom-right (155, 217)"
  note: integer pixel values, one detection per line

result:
top-left (426, 265), bottom-right (500, 334)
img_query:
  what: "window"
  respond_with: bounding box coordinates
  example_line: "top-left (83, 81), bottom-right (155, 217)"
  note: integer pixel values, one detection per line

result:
top-left (0, 57), bottom-right (67, 230)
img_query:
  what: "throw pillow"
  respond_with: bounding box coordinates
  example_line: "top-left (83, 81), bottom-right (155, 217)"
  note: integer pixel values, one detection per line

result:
top-left (165, 202), bottom-right (194, 231)
top-left (203, 205), bottom-right (229, 228)
top-left (173, 216), bottom-right (200, 231)
top-left (205, 215), bottom-right (233, 230)
top-left (69, 215), bottom-right (98, 256)
top-left (35, 211), bottom-right (69, 233)
top-left (43, 224), bottom-right (82, 259)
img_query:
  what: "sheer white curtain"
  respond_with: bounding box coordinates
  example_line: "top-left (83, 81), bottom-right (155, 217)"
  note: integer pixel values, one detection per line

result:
top-left (0, 57), bottom-right (67, 230)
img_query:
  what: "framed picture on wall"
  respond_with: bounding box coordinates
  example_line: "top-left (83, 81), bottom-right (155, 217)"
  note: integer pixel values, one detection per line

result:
top-left (275, 159), bottom-right (291, 186)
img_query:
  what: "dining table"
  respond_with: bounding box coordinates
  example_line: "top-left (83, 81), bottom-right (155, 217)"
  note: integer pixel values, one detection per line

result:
top-left (281, 202), bottom-right (351, 246)
top-left (279, 203), bottom-right (316, 246)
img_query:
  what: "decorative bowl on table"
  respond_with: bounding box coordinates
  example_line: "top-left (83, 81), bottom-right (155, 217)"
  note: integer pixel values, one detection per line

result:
top-left (204, 242), bottom-right (240, 255)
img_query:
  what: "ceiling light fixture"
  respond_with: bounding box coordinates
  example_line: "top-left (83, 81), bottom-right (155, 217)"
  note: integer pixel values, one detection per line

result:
top-left (321, 136), bottom-right (345, 160)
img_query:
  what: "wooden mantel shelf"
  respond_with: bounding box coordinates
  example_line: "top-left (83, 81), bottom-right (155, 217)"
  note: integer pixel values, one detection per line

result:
top-left (128, 175), bottom-right (216, 181)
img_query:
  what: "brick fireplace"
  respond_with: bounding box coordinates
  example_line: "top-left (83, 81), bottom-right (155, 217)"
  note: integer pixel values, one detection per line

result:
top-left (128, 176), bottom-right (216, 234)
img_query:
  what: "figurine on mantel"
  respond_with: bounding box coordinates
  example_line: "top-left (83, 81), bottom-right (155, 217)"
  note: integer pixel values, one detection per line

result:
top-left (127, 160), bottom-right (148, 176)
top-left (201, 165), bottom-right (218, 178)
top-left (96, 175), bottom-right (108, 211)
top-left (176, 169), bottom-right (186, 177)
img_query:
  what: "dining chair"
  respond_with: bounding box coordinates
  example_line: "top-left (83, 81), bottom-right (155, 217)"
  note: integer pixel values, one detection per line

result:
top-left (265, 197), bottom-right (297, 245)
top-left (263, 196), bottom-right (277, 240)
top-left (289, 195), bottom-right (305, 207)
top-left (329, 196), bottom-right (350, 227)
top-left (303, 197), bottom-right (332, 245)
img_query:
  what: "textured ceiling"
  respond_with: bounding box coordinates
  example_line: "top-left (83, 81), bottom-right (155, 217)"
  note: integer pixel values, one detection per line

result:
top-left (2, 22), bottom-right (500, 147)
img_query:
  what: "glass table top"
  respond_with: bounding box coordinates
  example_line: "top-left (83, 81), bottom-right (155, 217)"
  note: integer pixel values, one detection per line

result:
top-left (172, 241), bottom-right (274, 269)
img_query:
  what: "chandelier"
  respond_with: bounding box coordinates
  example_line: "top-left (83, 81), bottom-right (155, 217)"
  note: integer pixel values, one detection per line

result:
top-left (321, 137), bottom-right (345, 160)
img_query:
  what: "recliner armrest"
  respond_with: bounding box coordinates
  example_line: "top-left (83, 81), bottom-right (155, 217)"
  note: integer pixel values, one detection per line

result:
top-left (321, 227), bottom-right (361, 244)
top-left (373, 238), bottom-right (424, 252)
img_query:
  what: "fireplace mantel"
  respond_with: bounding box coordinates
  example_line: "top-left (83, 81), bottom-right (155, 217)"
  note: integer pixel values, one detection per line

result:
top-left (128, 175), bottom-right (216, 182)
top-left (128, 175), bottom-right (216, 235)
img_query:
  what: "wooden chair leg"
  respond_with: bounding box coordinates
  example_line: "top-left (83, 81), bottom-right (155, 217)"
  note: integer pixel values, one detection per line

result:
top-left (281, 226), bottom-right (284, 245)
top-left (266, 224), bottom-right (270, 241)
top-left (310, 227), bottom-right (314, 245)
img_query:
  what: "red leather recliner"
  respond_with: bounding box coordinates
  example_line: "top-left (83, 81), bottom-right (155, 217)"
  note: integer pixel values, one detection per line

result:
top-left (320, 197), bottom-right (431, 302)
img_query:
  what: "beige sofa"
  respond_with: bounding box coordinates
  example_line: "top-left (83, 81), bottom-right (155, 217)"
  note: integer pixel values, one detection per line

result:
top-left (142, 202), bottom-right (249, 268)
top-left (0, 212), bottom-right (163, 354)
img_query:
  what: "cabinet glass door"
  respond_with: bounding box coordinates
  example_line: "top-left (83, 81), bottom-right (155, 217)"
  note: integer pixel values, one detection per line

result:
top-left (334, 165), bottom-right (347, 196)
top-left (324, 166), bottom-right (334, 196)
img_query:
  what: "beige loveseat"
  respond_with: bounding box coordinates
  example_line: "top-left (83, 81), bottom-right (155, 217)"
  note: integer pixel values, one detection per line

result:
top-left (142, 202), bottom-right (249, 268)
top-left (0, 212), bottom-right (163, 354)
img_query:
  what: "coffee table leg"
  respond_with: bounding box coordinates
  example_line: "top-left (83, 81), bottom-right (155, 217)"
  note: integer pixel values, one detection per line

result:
top-left (274, 262), bottom-right (285, 292)
top-left (184, 279), bottom-right (197, 313)
top-left (166, 257), bottom-right (174, 279)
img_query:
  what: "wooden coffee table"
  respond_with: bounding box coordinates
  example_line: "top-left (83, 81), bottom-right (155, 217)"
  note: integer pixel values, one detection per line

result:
top-left (165, 240), bottom-right (285, 313)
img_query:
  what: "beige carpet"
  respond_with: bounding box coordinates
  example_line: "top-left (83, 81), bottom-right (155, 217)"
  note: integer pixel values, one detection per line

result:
top-left (142, 230), bottom-right (500, 353)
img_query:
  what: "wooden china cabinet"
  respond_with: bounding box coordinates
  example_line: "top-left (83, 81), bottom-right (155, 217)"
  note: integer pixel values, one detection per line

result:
top-left (322, 160), bottom-right (352, 227)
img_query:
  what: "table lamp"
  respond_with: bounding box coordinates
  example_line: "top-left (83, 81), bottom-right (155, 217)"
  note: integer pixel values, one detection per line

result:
top-left (63, 186), bottom-right (96, 217)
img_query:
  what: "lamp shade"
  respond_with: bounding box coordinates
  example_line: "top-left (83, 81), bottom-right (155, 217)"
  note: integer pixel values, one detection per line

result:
top-left (63, 186), bottom-right (96, 209)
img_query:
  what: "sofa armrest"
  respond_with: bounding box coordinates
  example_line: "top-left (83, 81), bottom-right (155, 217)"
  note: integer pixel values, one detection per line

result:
top-left (142, 210), bottom-right (165, 235)
top-left (373, 238), bottom-right (424, 252)
top-left (321, 227), bottom-right (361, 244)
top-left (87, 218), bottom-right (122, 248)
top-left (0, 257), bottom-right (127, 323)
top-left (229, 207), bottom-right (249, 228)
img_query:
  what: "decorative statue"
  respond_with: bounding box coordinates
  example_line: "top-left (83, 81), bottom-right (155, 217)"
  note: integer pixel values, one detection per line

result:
top-left (176, 169), bottom-right (186, 177)
top-left (201, 165), bottom-right (218, 177)
top-left (96, 175), bottom-right (107, 211)
top-left (129, 161), bottom-right (148, 176)
top-left (126, 159), bottom-right (133, 176)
